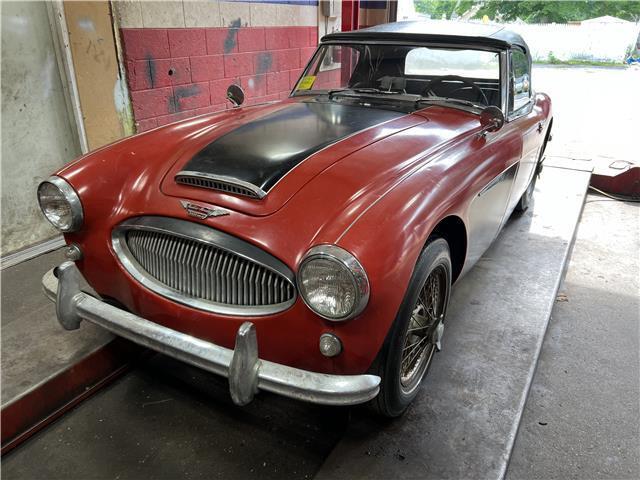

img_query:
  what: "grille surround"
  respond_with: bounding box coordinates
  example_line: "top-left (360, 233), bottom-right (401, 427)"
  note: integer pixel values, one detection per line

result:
top-left (175, 171), bottom-right (266, 199)
top-left (112, 217), bottom-right (296, 316)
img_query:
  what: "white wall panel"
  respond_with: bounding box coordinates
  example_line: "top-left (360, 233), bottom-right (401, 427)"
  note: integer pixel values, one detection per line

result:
top-left (1, 1), bottom-right (81, 254)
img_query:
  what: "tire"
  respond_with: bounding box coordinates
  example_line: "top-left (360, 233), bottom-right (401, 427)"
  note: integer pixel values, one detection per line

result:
top-left (514, 173), bottom-right (537, 213)
top-left (370, 237), bottom-right (452, 417)
top-left (515, 127), bottom-right (550, 213)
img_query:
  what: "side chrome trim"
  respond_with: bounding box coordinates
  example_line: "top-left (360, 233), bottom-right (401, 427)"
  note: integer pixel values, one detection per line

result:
top-left (175, 171), bottom-right (267, 199)
top-left (478, 161), bottom-right (520, 197)
top-left (505, 47), bottom-right (534, 122)
top-left (112, 216), bottom-right (296, 317)
top-left (43, 263), bottom-right (380, 406)
top-left (500, 49), bottom-right (509, 114)
top-left (297, 244), bottom-right (370, 321)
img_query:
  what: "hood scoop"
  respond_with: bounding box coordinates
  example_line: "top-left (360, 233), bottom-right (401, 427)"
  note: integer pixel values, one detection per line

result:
top-left (175, 102), bottom-right (404, 200)
top-left (175, 171), bottom-right (266, 199)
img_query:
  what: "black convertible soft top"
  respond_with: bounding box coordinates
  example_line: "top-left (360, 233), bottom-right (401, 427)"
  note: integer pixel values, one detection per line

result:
top-left (322, 21), bottom-right (530, 61)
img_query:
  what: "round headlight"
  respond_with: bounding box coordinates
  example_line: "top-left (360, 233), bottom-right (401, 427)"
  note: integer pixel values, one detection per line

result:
top-left (37, 176), bottom-right (83, 232)
top-left (297, 245), bottom-right (369, 321)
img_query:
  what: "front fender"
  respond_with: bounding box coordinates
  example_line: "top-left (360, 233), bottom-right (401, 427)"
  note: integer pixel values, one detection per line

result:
top-left (329, 129), bottom-right (505, 373)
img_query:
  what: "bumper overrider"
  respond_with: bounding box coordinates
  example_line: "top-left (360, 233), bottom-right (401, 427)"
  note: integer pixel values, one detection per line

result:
top-left (42, 262), bottom-right (381, 406)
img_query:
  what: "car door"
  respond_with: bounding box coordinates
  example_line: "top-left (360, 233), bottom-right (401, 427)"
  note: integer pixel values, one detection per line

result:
top-left (505, 47), bottom-right (541, 214)
top-left (464, 123), bottom-right (521, 269)
top-left (464, 50), bottom-right (523, 269)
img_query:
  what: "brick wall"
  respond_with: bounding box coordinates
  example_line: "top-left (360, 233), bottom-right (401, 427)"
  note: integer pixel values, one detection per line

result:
top-left (113, 1), bottom-right (319, 132)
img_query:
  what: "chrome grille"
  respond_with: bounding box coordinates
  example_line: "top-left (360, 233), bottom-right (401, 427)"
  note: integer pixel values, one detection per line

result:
top-left (113, 217), bottom-right (296, 316)
top-left (175, 171), bottom-right (266, 199)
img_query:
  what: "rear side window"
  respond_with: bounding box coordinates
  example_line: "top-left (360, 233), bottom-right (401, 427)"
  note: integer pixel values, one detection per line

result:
top-left (511, 49), bottom-right (530, 112)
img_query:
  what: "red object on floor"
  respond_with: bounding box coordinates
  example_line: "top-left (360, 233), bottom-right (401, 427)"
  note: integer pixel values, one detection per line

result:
top-left (0, 338), bottom-right (144, 455)
top-left (590, 160), bottom-right (640, 198)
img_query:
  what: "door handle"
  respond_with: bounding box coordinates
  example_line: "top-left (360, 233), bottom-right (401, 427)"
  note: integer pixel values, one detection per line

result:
top-left (537, 122), bottom-right (544, 133)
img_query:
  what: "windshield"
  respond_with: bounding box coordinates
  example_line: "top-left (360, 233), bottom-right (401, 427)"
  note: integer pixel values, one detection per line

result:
top-left (293, 43), bottom-right (502, 107)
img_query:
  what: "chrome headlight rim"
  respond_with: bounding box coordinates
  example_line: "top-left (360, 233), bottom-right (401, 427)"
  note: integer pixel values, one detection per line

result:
top-left (297, 244), bottom-right (370, 322)
top-left (37, 176), bottom-right (84, 232)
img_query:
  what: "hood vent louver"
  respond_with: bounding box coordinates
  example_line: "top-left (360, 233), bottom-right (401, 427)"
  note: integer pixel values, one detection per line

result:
top-left (175, 171), bottom-right (266, 199)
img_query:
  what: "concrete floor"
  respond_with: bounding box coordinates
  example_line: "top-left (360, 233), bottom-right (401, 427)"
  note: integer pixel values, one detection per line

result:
top-left (1, 250), bottom-right (112, 405)
top-left (1, 354), bottom-right (347, 479)
top-left (507, 195), bottom-right (640, 479)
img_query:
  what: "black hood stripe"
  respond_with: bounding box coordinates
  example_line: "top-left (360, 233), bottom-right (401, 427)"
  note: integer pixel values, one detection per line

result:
top-left (181, 101), bottom-right (404, 193)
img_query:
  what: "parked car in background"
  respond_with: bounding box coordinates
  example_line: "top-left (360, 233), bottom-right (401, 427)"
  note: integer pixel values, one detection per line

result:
top-left (38, 22), bottom-right (552, 417)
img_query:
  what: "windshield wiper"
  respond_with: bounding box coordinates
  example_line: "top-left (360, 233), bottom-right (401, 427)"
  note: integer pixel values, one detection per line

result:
top-left (416, 96), bottom-right (485, 109)
top-left (328, 87), bottom-right (402, 99)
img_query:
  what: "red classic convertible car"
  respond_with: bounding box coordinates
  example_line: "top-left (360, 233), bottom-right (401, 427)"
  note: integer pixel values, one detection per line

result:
top-left (38, 22), bottom-right (551, 417)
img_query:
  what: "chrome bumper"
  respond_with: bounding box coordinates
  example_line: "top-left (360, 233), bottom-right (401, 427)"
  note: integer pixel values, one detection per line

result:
top-left (42, 262), bottom-right (380, 406)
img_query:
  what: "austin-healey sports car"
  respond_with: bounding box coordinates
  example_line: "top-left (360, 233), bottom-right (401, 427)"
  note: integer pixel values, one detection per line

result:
top-left (38, 22), bottom-right (552, 417)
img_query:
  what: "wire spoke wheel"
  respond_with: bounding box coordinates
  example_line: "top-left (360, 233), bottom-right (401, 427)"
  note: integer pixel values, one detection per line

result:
top-left (371, 237), bottom-right (451, 417)
top-left (399, 265), bottom-right (447, 393)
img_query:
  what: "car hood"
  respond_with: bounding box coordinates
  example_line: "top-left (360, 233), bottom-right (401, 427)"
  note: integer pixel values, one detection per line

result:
top-left (179, 101), bottom-right (404, 194)
top-left (160, 99), bottom-right (423, 216)
top-left (57, 98), bottom-right (480, 269)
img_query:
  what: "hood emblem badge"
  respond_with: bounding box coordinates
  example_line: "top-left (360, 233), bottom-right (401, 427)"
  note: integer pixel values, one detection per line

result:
top-left (180, 200), bottom-right (230, 220)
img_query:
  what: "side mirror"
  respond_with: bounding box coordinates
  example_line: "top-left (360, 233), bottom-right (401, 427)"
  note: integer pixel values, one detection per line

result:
top-left (226, 84), bottom-right (245, 107)
top-left (479, 106), bottom-right (505, 136)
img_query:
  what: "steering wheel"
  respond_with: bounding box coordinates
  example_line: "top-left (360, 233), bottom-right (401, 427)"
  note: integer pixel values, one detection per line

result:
top-left (422, 75), bottom-right (489, 105)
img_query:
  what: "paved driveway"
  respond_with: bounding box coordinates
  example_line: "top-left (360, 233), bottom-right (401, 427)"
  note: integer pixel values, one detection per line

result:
top-left (533, 65), bottom-right (639, 163)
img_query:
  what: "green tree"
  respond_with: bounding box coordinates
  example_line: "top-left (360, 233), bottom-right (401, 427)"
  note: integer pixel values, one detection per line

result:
top-left (414, 0), bottom-right (476, 19)
top-left (413, 1), bottom-right (640, 23)
top-left (475, 1), bottom-right (640, 23)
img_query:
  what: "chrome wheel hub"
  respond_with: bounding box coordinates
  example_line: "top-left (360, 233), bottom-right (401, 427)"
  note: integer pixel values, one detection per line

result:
top-left (431, 315), bottom-right (445, 351)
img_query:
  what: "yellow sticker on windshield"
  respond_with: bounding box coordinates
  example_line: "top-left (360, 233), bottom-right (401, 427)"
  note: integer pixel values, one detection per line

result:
top-left (297, 76), bottom-right (316, 90)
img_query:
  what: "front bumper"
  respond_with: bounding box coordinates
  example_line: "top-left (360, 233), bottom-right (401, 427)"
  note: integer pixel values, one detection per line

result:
top-left (42, 262), bottom-right (380, 406)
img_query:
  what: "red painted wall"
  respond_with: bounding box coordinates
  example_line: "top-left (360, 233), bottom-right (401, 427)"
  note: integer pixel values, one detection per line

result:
top-left (121, 26), bottom-right (318, 132)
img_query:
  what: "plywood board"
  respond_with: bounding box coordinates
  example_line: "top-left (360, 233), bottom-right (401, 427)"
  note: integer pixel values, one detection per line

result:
top-left (64, 1), bottom-right (125, 150)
